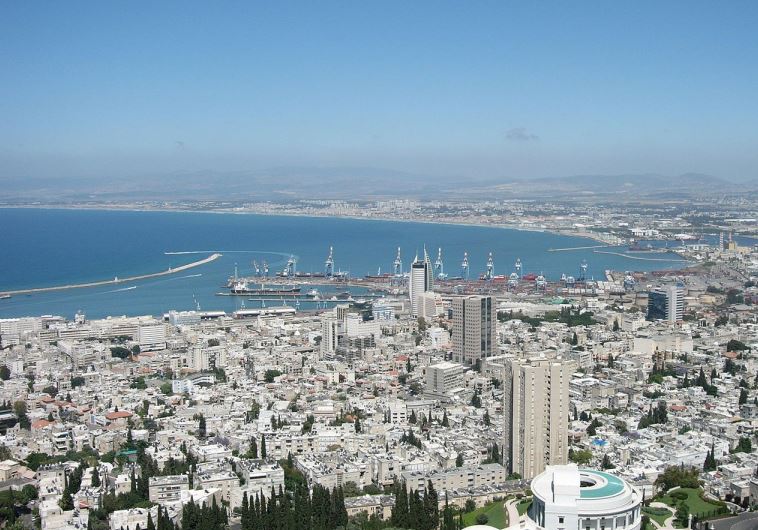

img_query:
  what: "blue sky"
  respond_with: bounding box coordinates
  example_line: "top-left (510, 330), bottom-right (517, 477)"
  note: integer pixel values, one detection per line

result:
top-left (1, 1), bottom-right (757, 181)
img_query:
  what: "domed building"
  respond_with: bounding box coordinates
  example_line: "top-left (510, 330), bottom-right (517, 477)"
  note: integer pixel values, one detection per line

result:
top-left (523, 465), bottom-right (642, 530)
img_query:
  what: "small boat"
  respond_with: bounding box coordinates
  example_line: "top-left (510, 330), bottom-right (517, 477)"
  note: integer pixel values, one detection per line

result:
top-left (0, 294), bottom-right (11, 300)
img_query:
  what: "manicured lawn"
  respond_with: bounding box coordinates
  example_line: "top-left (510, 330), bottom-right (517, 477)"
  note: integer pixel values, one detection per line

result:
top-left (516, 498), bottom-right (532, 516)
top-left (463, 500), bottom-right (508, 529)
top-left (642, 505), bottom-right (672, 526)
top-left (658, 488), bottom-right (724, 520)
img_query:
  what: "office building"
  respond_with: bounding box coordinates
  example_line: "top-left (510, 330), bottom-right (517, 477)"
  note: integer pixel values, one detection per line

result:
top-left (138, 322), bottom-right (167, 351)
top-left (408, 249), bottom-right (433, 317)
top-left (425, 361), bottom-right (464, 397)
top-left (646, 284), bottom-right (684, 322)
top-left (418, 291), bottom-right (443, 320)
top-left (503, 357), bottom-right (575, 480)
top-left (452, 295), bottom-right (496, 366)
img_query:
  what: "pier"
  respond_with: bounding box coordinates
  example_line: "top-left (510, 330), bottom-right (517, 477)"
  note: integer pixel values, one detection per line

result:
top-left (592, 250), bottom-right (689, 262)
top-left (0, 253), bottom-right (222, 297)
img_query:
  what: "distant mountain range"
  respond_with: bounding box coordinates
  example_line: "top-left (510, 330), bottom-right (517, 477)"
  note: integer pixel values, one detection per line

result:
top-left (0, 168), bottom-right (755, 202)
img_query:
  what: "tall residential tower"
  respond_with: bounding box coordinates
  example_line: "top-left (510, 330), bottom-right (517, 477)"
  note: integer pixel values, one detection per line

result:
top-left (503, 356), bottom-right (575, 480)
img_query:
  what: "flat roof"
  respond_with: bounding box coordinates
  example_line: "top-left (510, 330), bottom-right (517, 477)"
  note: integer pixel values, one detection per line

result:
top-left (579, 469), bottom-right (625, 499)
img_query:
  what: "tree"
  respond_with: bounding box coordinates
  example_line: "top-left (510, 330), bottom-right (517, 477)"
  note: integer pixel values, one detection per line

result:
top-left (675, 502), bottom-right (689, 527)
top-left (247, 437), bottom-right (258, 459)
top-left (654, 466), bottom-right (700, 492)
top-left (608, 353), bottom-right (615, 369)
top-left (601, 454), bottom-right (615, 470)
top-left (727, 339), bottom-right (748, 351)
top-left (739, 388), bottom-right (749, 405)
top-left (160, 382), bottom-right (173, 395)
top-left (13, 401), bottom-right (30, 430)
top-left (455, 453), bottom-right (464, 467)
top-left (569, 448), bottom-right (592, 465)
top-left (264, 369), bottom-right (282, 383)
top-left (91, 466), bottom-right (101, 487)
top-left (59, 478), bottom-right (74, 511)
top-left (586, 418), bottom-right (601, 436)
top-left (260, 436), bottom-right (267, 458)
top-left (732, 437), bottom-right (752, 454)
top-left (441, 409), bottom-right (449, 427)
top-left (703, 444), bottom-right (717, 472)
top-left (354, 417), bottom-right (361, 433)
top-left (483, 410), bottom-right (490, 426)
top-left (0, 365), bottom-right (10, 380)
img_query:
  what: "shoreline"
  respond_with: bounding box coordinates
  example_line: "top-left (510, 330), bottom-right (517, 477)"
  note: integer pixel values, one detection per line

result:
top-left (0, 203), bottom-right (618, 246)
top-left (0, 253), bottom-right (222, 297)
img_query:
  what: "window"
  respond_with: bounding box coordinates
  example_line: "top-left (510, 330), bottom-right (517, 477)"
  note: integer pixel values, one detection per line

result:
top-left (558, 516), bottom-right (564, 523)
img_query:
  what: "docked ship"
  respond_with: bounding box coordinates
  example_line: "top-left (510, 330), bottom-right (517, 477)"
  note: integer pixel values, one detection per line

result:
top-left (229, 281), bottom-right (301, 295)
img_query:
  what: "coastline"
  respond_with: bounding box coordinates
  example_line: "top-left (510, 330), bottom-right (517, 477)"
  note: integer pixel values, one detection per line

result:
top-left (0, 203), bottom-right (617, 247)
top-left (0, 253), bottom-right (222, 297)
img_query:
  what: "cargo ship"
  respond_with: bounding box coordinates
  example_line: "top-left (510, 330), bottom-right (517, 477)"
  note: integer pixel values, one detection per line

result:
top-left (230, 281), bottom-right (301, 296)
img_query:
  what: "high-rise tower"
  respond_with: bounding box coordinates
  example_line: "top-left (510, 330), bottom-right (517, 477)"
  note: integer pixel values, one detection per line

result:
top-left (503, 357), bottom-right (575, 479)
top-left (408, 247), bottom-right (433, 317)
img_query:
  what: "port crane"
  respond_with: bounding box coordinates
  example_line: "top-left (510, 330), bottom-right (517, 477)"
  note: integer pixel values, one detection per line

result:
top-left (252, 260), bottom-right (261, 276)
top-left (434, 247), bottom-right (447, 279)
top-left (461, 252), bottom-right (469, 280)
top-left (578, 260), bottom-right (588, 282)
top-left (325, 246), bottom-right (335, 277)
top-left (282, 255), bottom-right (297, 277)
top-left (484, 252), bottom-right (494, 281)
top-left (393, 247), bottom-right (403, 276)
top-left (509, 258), bottom-right (521, 287)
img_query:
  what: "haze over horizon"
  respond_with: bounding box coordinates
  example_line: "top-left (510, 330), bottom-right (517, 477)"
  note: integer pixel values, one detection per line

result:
top-left (2, 1), bottom-right (758, 186)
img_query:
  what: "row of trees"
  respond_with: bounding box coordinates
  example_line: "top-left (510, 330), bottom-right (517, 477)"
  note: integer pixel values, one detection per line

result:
top-left (237, 483), bottom-right (347, 530)
top-left (390, 481), bottom-right (439, 530)
top-left (637, 401), bottom-right (668, 429)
